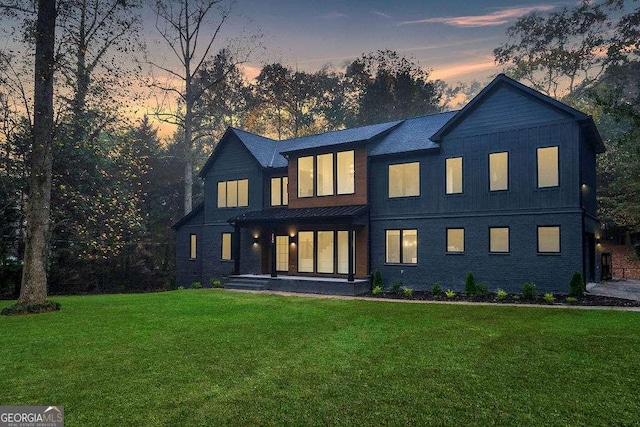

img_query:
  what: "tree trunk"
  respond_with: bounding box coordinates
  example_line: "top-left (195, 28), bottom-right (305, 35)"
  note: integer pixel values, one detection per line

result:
top-left (19, 0), bottom-right (56, 305)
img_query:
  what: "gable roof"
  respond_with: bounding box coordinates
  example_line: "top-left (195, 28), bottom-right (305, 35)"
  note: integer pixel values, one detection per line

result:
top-left (431, 74), bottom-right (591, 142)
top-left (279, 120), bottom-right (403, 154)
top-left (199, 128), bottom-right (284, 178)
top-left (369, 111), bottom-right (458, 156)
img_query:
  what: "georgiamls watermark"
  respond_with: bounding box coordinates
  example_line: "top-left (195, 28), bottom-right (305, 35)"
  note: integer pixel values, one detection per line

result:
top-left (0, 406), bottom-right (63, 427)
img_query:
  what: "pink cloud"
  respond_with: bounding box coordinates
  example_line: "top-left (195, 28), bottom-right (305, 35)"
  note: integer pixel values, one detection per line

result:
top-left (399, 5), bottom-right (557, 27)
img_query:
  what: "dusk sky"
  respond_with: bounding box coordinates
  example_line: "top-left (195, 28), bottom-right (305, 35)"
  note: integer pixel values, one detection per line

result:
top-left (214, 0), bottom-right (571, 84)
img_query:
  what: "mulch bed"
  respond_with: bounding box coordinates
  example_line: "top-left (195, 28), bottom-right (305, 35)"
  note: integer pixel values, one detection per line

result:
top-left (364, 291), bottom-right (640, 307)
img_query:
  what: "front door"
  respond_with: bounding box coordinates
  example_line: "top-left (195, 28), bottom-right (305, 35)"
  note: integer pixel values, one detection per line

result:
top-left (276, 235), bottom-right (289, 273)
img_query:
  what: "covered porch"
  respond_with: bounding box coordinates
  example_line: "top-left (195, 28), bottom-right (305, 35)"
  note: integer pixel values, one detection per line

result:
top-left (228, 205), bottom-right (369, 282)
top-left (225, 274), bottom-right (371, 296)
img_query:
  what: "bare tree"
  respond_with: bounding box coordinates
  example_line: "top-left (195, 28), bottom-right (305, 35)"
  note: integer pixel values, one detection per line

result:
top-left (149, 0), bottom-right (258, 214)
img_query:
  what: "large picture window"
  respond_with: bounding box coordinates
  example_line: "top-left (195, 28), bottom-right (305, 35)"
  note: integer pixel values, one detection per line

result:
top-left (337, 150), bottom-right (355, 194)
top-left (298, 231), bottom-right (314, 272)
top-left (489, 152), bottom-right (508, 191)
top-left (316, 153), bottom-right (334, 196)
top-left (489, 227), bottom-right (510, 253)
top-left (389, 162), bottom-right (420, 198)
top-left (298, 156), bottom-right (314, 198)
top-left (538, 226), bottom-right (560, 253)
top-left (446, 228), bottom-right (464, 253)
top-left (221, 233), bottom-right (232, 260)
top-left (271, 177), bottom-right (288, 206)
top-left (317, 231), bottom-right (334, 273)
top-left (446, 157), bottom-right (463, 194)
top-left (217, 179), bottom-right (249, 208)
top-left (386, 229), bottom-right (418, 264)
top-left (537, 147), bottom-right (559, 188)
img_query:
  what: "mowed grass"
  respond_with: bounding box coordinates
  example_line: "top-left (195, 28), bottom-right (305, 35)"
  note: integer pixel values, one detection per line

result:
top-left (1, 291), bottom-right (639, 426)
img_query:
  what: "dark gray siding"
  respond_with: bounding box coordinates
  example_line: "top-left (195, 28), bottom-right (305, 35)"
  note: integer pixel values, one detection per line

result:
top-left (368, 84), bottom-right (589, 292)
top-left (175, 208), bottom-right (204, 287)
top-left (370, 123), bottom-right (581, 217)
top-left (176, 133), bottom-right (265, 286)
top-left (202, 133), bottom-right (264, 223)
top-left (370, 212), bottom-right (583, 293)
top-left (580, 130), bottom-right (598, 216)
top-left (445, 85), bottom-right (572, 138)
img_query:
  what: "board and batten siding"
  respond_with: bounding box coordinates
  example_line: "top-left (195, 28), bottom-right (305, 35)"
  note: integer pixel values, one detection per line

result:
top-left (202, 133), bottom-right (264, 223)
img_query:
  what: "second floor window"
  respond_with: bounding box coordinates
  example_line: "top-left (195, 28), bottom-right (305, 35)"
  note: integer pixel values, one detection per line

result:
top-left (298, 156), bottom-right (314, 198)
top-left (446, 157), bottom-right (463, 194)
top-left (271, 177), bottom-right (288, 206)
top-left (317, 153), bottom-right (334, 196)
top-left (337, 150), bottom-right (355, 194)
top-left (537, 146), bottom-right (559, 188)
top-left (389, 162), bottom-right (420, 198)
top-left (218, 179), bottom-right (248, 208)
top-left (489, 152), bottom-right (508, 191)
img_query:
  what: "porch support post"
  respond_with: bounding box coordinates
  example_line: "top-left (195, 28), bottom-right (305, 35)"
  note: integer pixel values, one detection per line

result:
top-left (348, 226), bottom-right (354, 282)
top-left (270, 228), bottom-right (277, 278)
top-left (233, 223), bottom-right (241, 275)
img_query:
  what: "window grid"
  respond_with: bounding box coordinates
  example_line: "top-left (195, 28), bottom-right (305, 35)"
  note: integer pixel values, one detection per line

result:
top-left (217, 179), bottom-right (249, 208)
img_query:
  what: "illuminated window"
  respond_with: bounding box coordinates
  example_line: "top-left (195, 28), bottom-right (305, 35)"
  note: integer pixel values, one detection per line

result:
top-left (489, 227), bottom-right (509, 253)
top-left (189, 234), bottom-right (197, 259)
top-left (298, 156), bottom-right (314, 198)
top-left (389, 162), bottom-right (420, 198)
top-left (386, 229), bottom-right (418, 264)
top-left (271, 177), bottom-right (288, 206)
top-left (217, 179), bottom-right (249, 207)
top-left (221, 233), bottom-right (232, 260)
top-left (276, 236), bottom-right (289, 271)
top-left (317, 231), bottom-right (334, 273)
top-left (446, 228), bottom-right (464, 253)
top-left (337, 231), bottom-right (350, 275)
top-left (298, 231), bottom-right (314, 272)
top-left (489, 152), bottom-right (508, 191)
top-left (317, 153), bottom-right (334, 196)
top-left (538, 226), bottom-right (560, 253)
top-left (337, 150), bottom-right (355, 194)
top-left (537, 147), bottom-right (559, 188)
top-left (446, 157), bottom-right (463, 194)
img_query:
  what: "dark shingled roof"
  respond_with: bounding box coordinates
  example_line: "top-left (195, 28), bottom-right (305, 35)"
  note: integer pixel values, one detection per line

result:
top-left (369, 111), bottom-right (458, 156)
top-left (231, 128), bottom-right (287, 168)
top-left (228, 205), bottom-right (369, 224)
top-left (278, 120), bottom-right (403, 154)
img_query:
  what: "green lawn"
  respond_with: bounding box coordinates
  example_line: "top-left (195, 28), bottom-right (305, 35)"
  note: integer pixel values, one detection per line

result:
top-left (1, 291), bottom-right (639, 426)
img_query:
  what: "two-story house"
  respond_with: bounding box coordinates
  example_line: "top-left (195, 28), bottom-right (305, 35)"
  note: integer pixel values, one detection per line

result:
top-left (173, 74), bottom-right (604, 295)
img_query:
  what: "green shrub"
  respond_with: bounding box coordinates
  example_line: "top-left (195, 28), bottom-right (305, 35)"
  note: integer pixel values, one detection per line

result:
top-left (373, 270), bottom-right (384, 291)
top-left (372, 285), bottom-right (383, 295)
top-left (1, 300), bottom-right (61, 316)
top-left (464, 272), bottom-right (477, 296)
top-left (569, 271), bottom-right (585, 297)
top-left (210, 278), bottom-right (222, 288)
top-left (475, 282), bottom-right (489, 297)
top-left (496, 289), bottom-right (508, 300)
top-left (402, 286), bottom-right (414, 297)
top-left (445, 289), bottom-right (456, 299)
top-left (521, 282), bottom-right (537, 300)
top-left (191, 281), bottom-right (203, 289)
top-left (543, 292), bottom-right (555, 304)
top-left (566, 296), bottom-right (578, 303)
top-left (512, 295), bottom-right (520, 300)
top-left (177, 286), bottom-right (185, 290)
top-left (431, 283), bottom-right (442, 296)
top-left (390, 281), bottom-right (402, 293)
